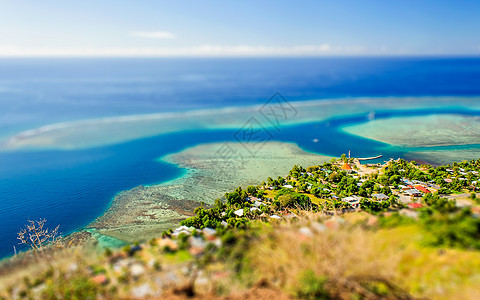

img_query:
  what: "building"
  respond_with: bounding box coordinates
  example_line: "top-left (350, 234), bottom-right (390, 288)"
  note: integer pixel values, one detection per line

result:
top-left (414, 185), bottom-right (431, 194)
top-left (341, 195), bottom-right (362, 208)
top-left (408, 203), bottom-right (423, 209)
top-left (372, 193), bottom-right (389, 201)
top-left (405, 189), bottom-right (422, 197)
top-left (341, 163), bottom-right (353, 173)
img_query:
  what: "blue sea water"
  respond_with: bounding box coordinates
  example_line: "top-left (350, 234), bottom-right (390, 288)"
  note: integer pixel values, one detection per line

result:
top-left (1, 57), bottom-right (480, 259)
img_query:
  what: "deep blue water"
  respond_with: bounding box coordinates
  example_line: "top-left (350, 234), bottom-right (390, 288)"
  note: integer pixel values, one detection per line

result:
top-left (2, 57), bottom-right (480, 259)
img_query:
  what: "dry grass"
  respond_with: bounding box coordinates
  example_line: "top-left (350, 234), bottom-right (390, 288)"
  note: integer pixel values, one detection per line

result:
top-left (2, 211), bottom-right (480, 299)
top-left (248, 220), bottom-right (400, 298)
top-left (245, 212), bottom-right (480, 299)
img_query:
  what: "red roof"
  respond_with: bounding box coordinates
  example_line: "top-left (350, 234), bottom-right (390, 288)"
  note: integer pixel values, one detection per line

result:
top-left (415, 185), bottom-right (431, 193)
top-left (408, 203), bottom-right (423, 209)
top-left (341, 163), bottom-right (352, 170)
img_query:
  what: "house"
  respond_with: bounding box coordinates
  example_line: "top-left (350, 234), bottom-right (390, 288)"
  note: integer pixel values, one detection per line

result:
top-left (408, 203), bottom-right (423, 209)
top-left (252, 201), bottom-right (264, 207)
top-left (405, 189), bottom-right (422, 197)
top-left (444, 178), bottom-right (453, 183)
top-left (342, 195), bottom-right (362, 201)
top-left (415, 185), bottom-right (431, 194)
top-left (372, 193), bottom-right (389, 201)
top-left (341, 195), bottom-right (362, 208)
top-left (283, 184), bottom-right (294, 189)
top-left (341, 163), bottom-right (353, 173)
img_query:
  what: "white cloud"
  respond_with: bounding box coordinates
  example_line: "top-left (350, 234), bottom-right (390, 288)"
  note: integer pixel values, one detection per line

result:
top-left (0, 44), bottom-right (383, 57)
top-left (190, 44), bottom-right (332, 55)
top-left (130, 31), bottom-right (176, 39)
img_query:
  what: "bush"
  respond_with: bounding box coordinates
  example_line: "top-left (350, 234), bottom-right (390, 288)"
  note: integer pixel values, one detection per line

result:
top-left (423, 193), bottom-right (456, 213)
top-left (360, 199), bottom-right (390, 214)
top-left (437, 187), bottom-right (451, 194)
top-left (421, 208), bottom-right (480, 249)
top-left (104, 247), bottom-right (112, 257)
top-left (295, 270), bottom-right (330, 299)
top-left (43, 276), bottom-right (100, 300)
top-left (275, 189), bottom-right (313, 209)
top-left (378, 213), bottom-right (413, 228)
top-left (278, 194), bottom-right (296, 208)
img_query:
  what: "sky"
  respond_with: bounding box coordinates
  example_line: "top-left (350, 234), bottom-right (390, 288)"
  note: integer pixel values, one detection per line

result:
top-left (0, 0), bottom-right (479, 57)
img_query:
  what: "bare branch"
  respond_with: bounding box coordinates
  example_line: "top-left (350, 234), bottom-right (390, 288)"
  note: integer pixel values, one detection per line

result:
top-left (17, 218), bottom-right (62, 253)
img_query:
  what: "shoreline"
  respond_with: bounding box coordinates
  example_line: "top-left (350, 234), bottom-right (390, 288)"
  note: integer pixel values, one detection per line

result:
top-left (85, 141), bottom-right (332, 244)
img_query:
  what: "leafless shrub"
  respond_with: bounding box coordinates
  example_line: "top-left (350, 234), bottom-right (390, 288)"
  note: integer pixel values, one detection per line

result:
top-left (17, 219), bottom-right (62, 253)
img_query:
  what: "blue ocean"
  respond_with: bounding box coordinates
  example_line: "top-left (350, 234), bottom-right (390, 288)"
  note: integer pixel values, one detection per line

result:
top-left (1, 57), bottom-right (480, 259)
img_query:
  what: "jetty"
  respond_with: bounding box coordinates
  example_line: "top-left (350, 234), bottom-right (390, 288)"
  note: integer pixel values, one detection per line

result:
top-left (357, 154), bottom-right (383, 161)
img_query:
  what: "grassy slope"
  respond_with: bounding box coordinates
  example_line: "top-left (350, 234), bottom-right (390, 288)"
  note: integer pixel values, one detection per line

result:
top-left (2, 211), bottom-right (480, 299)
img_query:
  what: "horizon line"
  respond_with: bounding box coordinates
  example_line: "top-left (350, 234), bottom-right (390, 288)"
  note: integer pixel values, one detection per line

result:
top-left (0, 54), bottom-right (479, 58)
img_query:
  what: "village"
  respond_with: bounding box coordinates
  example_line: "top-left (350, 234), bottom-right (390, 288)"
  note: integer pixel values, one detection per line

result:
top-left (241, 155), bottom-right (479, 219)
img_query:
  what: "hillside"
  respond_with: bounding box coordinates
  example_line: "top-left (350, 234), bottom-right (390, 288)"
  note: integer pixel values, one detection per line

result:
top-left (2, 157), bottom-right (480, 299)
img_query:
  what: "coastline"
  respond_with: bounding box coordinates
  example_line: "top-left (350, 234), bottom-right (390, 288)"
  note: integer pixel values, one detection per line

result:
top-left (86, 141), bottom-right (331, 243)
